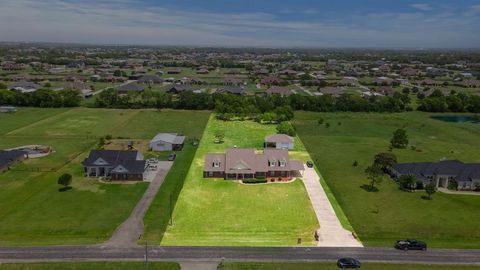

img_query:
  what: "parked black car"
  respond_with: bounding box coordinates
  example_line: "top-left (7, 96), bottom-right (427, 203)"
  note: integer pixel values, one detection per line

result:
top-left (395, 239), bottom-right (427, 251)
top-left (168, 153), bottom-right (176, 161)
top-left (337, 258), bottom-right (361, 268)
top-left (306, 160), bottom-right (314, 168)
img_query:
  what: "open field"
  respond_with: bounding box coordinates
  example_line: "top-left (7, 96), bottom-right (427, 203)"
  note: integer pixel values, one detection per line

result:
top-left (219, 262), bottom-right (479, 270)
top-left (157, 116), bottom-right (319, 246)
top-left (0, 262), bottom-right (179, 270)
top-left (0, 108), bottom-right (68, 135)
top-left (0, 108), bottom-right (210, 246)
top-left (294, 111), bottom-right (480, 248)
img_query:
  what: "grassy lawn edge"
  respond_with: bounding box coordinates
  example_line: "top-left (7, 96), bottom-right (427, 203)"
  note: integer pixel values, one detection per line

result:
top-left (295, 135), bottom-right (355, 233)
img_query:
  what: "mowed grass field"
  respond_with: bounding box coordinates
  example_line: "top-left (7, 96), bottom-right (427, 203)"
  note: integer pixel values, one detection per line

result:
top-left (158, 116), bottom-right (319, 246)
top-left (219, 262), bottom-right (479, 270)
top-left (0, 108), bottom-right (210, 246)
top-left (293, 111), bottom-right (480, 248)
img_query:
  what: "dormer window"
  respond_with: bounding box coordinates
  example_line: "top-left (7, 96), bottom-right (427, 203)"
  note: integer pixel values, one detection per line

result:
top-left (279, 160), bottom-right (286, 167)
top-left (269, 159), bottom-right (276, 167)
top-left (213, 159), bottom-right (220, 168)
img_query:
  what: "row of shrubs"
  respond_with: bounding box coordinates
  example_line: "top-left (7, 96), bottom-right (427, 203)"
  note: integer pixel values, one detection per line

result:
top-left (242, 178), bottom-right (268, 184)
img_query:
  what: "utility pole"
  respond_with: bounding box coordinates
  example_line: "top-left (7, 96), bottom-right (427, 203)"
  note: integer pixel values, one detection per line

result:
top-left (169, 193), bottom-right (173, 226)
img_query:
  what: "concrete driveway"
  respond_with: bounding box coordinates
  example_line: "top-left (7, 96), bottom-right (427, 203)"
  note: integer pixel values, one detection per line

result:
top-left (103, 161), bottom-right (173, 248)
top-left (301, 166), bottom-right (363, 247)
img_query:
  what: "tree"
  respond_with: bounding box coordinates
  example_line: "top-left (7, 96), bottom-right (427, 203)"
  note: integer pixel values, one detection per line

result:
top-left (276, 121), bottom-right (295, 136)
top-left (425, 184), bottom-right (437, 200)
top-left (58, 173), bottom-right (72, 191)
top-left (399, 175), bottom-right (417, 191)
top-left (390, 128), bottom-right (408, 149)
top-left (214, 129), bottom-right (225, 143)
top-left (374, 152), bottom-right (398, 172)
top-left (364, 164), bottom-right (384, 191)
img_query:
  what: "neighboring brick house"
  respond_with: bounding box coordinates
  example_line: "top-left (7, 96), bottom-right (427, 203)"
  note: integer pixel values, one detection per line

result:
top-left (82, 150), bottom-right (146, 181)
top-left (391, 160), bottom-right (480, 191)
top-left (204, 148), bottom-right (304, 181)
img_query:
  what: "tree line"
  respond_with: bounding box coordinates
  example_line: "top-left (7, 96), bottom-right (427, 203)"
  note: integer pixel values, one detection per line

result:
top-left (2, 87), bottom-right (480, 116)
top-left (0, 89), bottom-right (81, 107)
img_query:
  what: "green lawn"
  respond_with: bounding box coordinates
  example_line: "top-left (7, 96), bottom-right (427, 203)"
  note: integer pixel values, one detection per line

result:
top-left (157, 116), bottom-right (319, 246)
top-left (0, 107), bottom-right (68, 135)
top-left (6, 108), bottom-right (139, 137)
top-left (0, 108), bottom-right (210, 246)
top-left (219, 262), bottom-right (479, 270)
top-left (293, 111), bottom-right (480, 248)
top-left (0, 262), bottom-right (179, 270)
top-left (111, 109), bottom-right (211, 139)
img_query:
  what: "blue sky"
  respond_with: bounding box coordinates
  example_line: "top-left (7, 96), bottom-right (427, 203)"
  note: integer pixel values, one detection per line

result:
top-left (1, 0), bottom-right (479, 48)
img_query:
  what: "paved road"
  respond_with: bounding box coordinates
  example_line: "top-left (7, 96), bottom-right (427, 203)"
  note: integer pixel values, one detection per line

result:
top-left (302, 166), bottom-right (362, 247)
top-left (0, 246), bottom-right (479, 265)
top-left (103, 161), bottom-right (173, 248)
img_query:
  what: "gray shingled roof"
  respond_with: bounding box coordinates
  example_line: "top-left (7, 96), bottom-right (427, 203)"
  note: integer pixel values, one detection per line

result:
top-left (150, 133), bottom-right (185, 145)
top-left (265, 134), bottom-right (294, 144)
top-left (82, 150), bottom-right (145, 174)
top-left (265, 86), bottom-right (293, 96)
top-left (0, 150), bottom-right (27, 168)
top-left (118, 82), bottom-right (145, 92)
top-left (393, 160), bottom-right (480, 182)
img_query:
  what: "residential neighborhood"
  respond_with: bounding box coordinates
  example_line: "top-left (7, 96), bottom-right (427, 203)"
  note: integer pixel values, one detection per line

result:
top-left (0, 0), bottom-right (480, 269)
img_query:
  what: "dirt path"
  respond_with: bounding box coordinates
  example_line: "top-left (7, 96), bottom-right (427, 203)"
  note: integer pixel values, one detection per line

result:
top-left (103, 161), bottom-right (173, 248)
top-left (302, 166), bottom-right (363, 247)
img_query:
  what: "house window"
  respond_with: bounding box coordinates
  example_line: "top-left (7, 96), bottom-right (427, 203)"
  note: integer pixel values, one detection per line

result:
top-left (269, 160), bottom-right (276, 167)
top-left (279, 160), bottom-right (286, 167)
top-left (208, 171), bottom-right (213, 177)
top-left (213, 160), bottom-right (220, 168)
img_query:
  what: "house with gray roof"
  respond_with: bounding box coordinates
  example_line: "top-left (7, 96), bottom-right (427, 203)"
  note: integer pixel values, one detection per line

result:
top-left (265, 86), bottom-right (293, 97)
top-left (138, 75), bottom-right (163, 84)
top-left (168, 84), bottom-right (191, 94)
top-left (0, 150), bottom-right (28, 173)
top-left (391, 160), bottom-right (480, 190)
top-left (8, 81), bottom-right (41, 93)
top-left (317, 87), bottom-right (345, 97)
top-left (149, 133), bottom-right (185, 151)
top-left (264, 134), bottom-right (294, 150)
top-left (82, 150), bottom-right (146, 181)
top-left (217, 86), bottom-right (245, 95)
top-left (204, 148), bottom-right (304, 181)
top-left (117, 82), bottom-right (145, 94)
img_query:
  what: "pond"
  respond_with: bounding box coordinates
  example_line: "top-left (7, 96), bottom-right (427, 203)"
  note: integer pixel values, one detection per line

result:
top-left (431, 115), bottom-right (480, 123)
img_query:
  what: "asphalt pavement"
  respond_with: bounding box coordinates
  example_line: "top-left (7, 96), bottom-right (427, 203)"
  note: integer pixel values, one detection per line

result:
top-left (0, 246), bottom-right (479, 265)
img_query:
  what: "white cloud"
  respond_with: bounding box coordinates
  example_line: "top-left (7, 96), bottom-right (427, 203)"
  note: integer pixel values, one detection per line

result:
top-left (0, 0), bottom-right (478, 48)
top-left (411, 3), bottom-right (433, 11)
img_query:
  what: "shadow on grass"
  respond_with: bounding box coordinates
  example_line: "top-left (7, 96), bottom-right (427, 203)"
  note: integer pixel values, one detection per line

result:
top-left (421, 195), bottom-right (432, 200)
top-left (360, 184), bottom-right (379, 192)
top-left (58, 186), bottom-right (72, 192)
